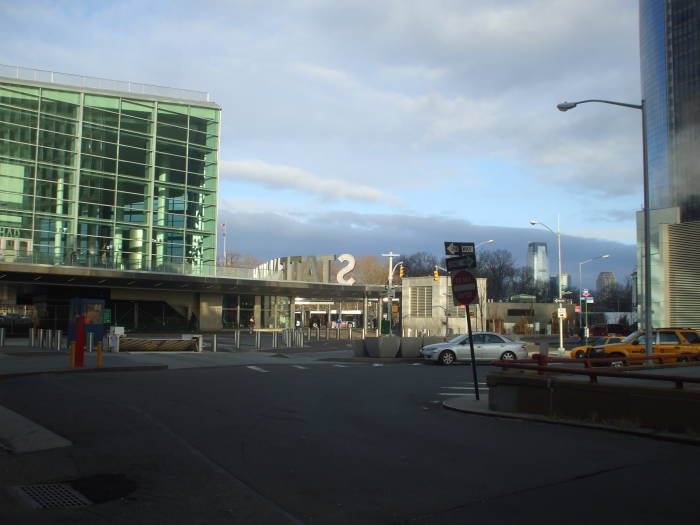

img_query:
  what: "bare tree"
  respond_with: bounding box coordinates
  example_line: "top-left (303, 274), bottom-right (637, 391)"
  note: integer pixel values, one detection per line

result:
top-left (476, 249), bottom-right (517, 301)
top-left (352, 255), bottom-right (388, 285)
top-left (403, 251), bottom-right (441, 277)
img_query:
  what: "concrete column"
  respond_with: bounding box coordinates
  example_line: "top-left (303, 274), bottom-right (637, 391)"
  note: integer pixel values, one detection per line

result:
top-left (363, 293), bottom-right (368, 331)
top-left (199, 293), bottom-right (223, 331)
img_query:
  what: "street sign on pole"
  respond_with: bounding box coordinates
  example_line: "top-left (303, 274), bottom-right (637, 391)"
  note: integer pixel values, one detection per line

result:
top-left (557, 307), bottom-right (567, 319)
top-left (445, 255), bottom-right (476, 271)
top-left (444, 242), bottom-right (475, 257)
top-left (451, 270), bottom-right (478, 306)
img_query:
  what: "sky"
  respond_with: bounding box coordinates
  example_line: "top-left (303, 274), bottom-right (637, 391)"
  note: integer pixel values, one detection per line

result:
top-left (0, 0), bottom-right (642, 287)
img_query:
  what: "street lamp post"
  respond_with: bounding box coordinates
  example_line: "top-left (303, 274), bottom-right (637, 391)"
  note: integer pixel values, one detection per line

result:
top-left (381, 252), bottom-right (401, 336)
top-left (578, 255), bottom-right (610, 342)
top-left (530, 217), bottom-right (565, 353)
top-left (558, 99), bottom-right (652, 358)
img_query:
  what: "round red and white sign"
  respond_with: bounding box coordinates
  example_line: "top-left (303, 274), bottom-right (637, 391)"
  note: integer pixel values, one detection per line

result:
top-left (452, 270), bottom-right (478, 305)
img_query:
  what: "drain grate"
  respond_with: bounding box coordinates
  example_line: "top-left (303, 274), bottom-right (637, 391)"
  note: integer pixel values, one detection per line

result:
top-left (12, 483), bottom-right (92, 510)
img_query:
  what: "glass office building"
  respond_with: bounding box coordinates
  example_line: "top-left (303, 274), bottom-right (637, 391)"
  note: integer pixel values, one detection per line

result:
top-left (639, 1), bottom-right (700, 328)
top-left (0, 69), bottom-right (220, 273)
top-left (640, 0), bottom-right (700, 221)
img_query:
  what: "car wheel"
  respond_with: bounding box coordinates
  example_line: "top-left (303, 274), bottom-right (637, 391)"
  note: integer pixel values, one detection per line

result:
top-left (438, 350), bottom-right (456, 365)
top-left (575, 350), bottom-right (586, 359)
top-left (500, 351), bottom-right (517, 360)
top-left (609, 353), bottom-right (625, 367)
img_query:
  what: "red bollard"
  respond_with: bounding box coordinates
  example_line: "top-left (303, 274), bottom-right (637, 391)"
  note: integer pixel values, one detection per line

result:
top-left (533, 353), bottom-right (549, 375)
top-left (75, 315), bottom-right (85, 368)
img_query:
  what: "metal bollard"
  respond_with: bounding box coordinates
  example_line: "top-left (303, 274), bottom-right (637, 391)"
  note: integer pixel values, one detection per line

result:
top-left (235, 330), bottom-right (240, 350)
top-left (29, 327), bottom-right (35, 347)
top-left (55, 330), bottom-right (62, 351)
top-left (272, 331), bottom-right (278, 348)
top-left (348, 327), bottom-right (352, 340)
top-left (255, 331), bottom-right (261, 349)
top-left (212, 333), bottom-right (217, 353)
top-left (316, 326), bottom-right (320, 340)
top-left (306, 327), bottom-right (311, 339)
top-left (88, 331), bottom-right (94, 353)
top-left (299, 330), bottom-right (304, 348)
top-left (336, 327), bottom-right (341, 340)
top-left (0, 327), bottom-right (5, 348)
top-left (362, 328), bottom-right (366, 339)
top-left (37, 329), bottom-right (44, 349)
top-left (325, 327), bottom-right (330, 340)
top-left (287, 329), bottom-right (292, 347)
top-left (45, 330), bottom-right (53, 349)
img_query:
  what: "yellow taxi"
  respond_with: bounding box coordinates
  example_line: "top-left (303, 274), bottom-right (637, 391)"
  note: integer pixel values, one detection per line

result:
top-left (569, 336), bottom-right (624, 359)
top-left (587, 328), bottom-right (700, 366)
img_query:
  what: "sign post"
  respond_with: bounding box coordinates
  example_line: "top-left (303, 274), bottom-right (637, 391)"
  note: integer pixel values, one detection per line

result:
top-left (451, 269), bottom-right (480, 401)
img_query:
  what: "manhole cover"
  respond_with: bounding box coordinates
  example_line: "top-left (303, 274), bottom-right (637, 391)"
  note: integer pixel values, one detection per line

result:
top-left (12, 483), bottom-right (92, 510)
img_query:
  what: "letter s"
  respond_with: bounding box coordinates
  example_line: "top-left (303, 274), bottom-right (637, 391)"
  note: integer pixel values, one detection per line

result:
top-left (336, 254), bottom-right (356, 285)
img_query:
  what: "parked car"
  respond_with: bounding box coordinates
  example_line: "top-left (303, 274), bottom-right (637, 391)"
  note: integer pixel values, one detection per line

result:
top-left (588, 328), bottom-right (700, 366)
top-left (589, 323), bottom-right (630, 337)
top-left (569, 336), bottom-right (624, 359)
top-left (420, 332), bottom-right (529, 365)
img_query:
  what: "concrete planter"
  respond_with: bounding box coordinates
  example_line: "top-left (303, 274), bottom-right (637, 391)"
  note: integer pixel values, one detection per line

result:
top-left (351, 339), bottom-right (368, 357)
top-left (365, 336), bottom-right (401, 358)
top-left (399, 337), bottom-right (421, 358)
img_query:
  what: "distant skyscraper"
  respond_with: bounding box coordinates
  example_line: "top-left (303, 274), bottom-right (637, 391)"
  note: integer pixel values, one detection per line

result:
top-left (596, 272), bottom-right (617, 294)
top-left (527, 242), bottom-right (549, 284)
top-left (639, 0), bottom-right (700, 327)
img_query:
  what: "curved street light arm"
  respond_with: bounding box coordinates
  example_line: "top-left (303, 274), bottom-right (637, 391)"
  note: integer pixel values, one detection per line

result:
top-left (558, 99), bottom-right (642, 111)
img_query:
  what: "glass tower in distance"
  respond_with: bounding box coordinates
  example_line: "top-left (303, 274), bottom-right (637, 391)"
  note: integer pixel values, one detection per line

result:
top-left (0, 65), bottom-right (220, 273)
top-left (527, 242), bottom-right (549, 285)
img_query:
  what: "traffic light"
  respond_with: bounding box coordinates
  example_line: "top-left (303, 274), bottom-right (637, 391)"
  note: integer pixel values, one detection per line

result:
top-left (399, 265), bottom-right (405, 279)
top-left (433, 269), bottom-right (439, 281)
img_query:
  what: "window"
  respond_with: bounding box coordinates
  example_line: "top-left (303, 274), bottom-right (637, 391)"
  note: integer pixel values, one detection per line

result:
top-left (659, 332), bottom-right (681, 344)
top-left (682, 332), bottom-right (700, 344)
top-left (410, 286), bottom-right (432, 317)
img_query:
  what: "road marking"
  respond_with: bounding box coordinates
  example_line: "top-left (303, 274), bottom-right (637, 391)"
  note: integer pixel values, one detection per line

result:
top-left (247, 366), bottom-right (269, 373)
top-left (333, 364), bottom-right (348, 368)
top-left (292, 365), bottom-right (308, 369)
top-left (372, 363), bottom-right (383, 367)
top-left (410, 363), bottom-right (424, 366)
top-left (438, 393), bottom-right (471, 396)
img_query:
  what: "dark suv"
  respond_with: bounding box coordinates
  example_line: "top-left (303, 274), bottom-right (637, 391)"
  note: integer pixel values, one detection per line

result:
top-left (589, 323), bottom-right (630, 337)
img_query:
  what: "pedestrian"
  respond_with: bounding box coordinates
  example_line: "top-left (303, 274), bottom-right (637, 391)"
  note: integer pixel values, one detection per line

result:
top-left (249, 316), bottom-right (255, 334)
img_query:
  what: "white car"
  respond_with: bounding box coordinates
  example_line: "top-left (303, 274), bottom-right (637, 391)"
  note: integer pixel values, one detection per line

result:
top-left (420, 332), bottom-right (528, 365)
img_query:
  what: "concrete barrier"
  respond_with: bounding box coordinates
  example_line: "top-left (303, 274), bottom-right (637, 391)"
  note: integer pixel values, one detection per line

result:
top-left (399, 337), bottom-right (421, 358)
top-left (487, 370), bottom-right (700, 435)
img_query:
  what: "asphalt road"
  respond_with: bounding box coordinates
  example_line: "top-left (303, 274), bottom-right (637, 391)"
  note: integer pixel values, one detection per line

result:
top-left (1, 360), bottom-right (699, 524)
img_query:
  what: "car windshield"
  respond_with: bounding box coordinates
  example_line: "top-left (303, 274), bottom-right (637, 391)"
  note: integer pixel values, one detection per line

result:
top-left (590, 337), bottom-right (607, 346)
top-left (621, 331), bottom-right (640, 344)
top-left (448, 334), bottom-right (467, 344)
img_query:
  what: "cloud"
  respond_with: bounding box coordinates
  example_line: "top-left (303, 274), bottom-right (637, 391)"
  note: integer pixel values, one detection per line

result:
top-left (217, 207), bottom-right (636, 280)
top-left (220, 159), bottom-right (406, 206)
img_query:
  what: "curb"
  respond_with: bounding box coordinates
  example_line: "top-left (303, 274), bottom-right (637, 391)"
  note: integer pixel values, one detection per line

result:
top-left (0, 364), bottom-right (168, 381)
top-left (442, 397), bottom-right (700, 447)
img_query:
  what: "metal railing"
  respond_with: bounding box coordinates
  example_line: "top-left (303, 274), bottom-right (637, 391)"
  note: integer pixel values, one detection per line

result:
top-left (493, 354), bottom-right (700, 390)
top-left (0, 64), bottom-right (209, 102)
top-left (0, 252), bottom-right (292, 282)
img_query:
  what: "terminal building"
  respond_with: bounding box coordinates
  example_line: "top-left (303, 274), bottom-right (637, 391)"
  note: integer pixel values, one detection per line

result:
top-left (0, 65), bottom-right (383, 335)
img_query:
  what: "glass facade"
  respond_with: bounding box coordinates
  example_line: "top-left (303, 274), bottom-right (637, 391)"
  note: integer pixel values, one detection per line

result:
top-left (640, 0), bottom-right (700, 221)
top-left (0, 79), bottom-right (219, 272)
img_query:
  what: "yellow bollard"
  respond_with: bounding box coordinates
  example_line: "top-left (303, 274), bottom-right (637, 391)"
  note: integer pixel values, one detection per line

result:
top-left (69, 342), bottom-right (76, 368)
top-left (97, 341), bottom-right (103, 368)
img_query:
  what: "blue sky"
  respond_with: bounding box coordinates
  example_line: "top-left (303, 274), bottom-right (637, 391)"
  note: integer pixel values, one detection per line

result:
top-left (0, 0), bottom-right (641, 286)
